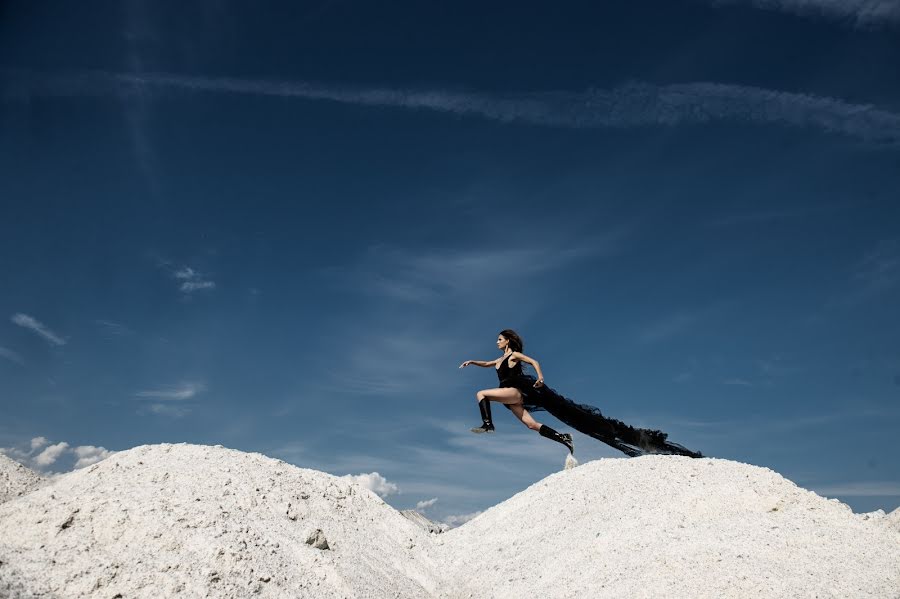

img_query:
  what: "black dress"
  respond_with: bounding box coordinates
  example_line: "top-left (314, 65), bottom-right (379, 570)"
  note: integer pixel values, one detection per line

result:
top-left (495, 353), bottom-right (702, 458)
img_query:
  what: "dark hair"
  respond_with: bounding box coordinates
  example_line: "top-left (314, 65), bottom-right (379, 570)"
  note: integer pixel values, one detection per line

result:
top-left (499, 329), bottom-right (524, 353)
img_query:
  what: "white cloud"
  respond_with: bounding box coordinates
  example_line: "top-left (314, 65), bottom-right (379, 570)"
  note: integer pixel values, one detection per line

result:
top-left (416, 497), bottom-right (439, 510)
top-left (441, 511), bottom-right (483, 528)
top-left (11, 313), bottom-right (67, 346)
top-left (1, 438), bottom-right (115, 473)
top-left (0, 346), bottom-right (24, 365)
top-left (8, 70), bottom-right (900, 144)
top-left (135, 382), bottom-right (205, 401)
top-left (711, 0), bottom-right (900, 26)
top-left (73, 445), bottom-right (115, 468)
top-left (32, 442), bottom-right (70, 466)
top-left (343, 472), bottom-right (400, 498)
top-left (723, 378), bottom-right (754, 386)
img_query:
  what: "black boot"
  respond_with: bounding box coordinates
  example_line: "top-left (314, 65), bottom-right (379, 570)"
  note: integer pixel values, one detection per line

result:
top-left (539, 424), bottom-right (574, 454)
top-left (471, 399), bottom-right (495, 433)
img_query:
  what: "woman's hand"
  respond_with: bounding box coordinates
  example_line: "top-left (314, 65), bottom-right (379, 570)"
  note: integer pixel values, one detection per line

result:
top-left (459, 360), bottom-right (473, 369)
top-left (533, 378), bottom-right (545, 388)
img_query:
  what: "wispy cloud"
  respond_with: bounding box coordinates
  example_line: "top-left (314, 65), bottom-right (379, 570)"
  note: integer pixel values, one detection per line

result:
top-left (5, 69), bottom-right (900, 144)
top-left (315, 237), bottom-right (623, 398)
top-left (711, 0), bottom-right (900, 27)
top-left (135, 381), bottom-right (205, 417)
top-left (342, 472), bottom-right (400, 498)
top-left (135, 381), bottom-right (205, 400)
top-left (174, 267), bottom-right (216, 295)
top-left (723, 378), bottom-right (754, 386)
top-left (317, 330), bottom-right (465, 397)
top-left (151, 258), bottom-right (217, 296)
top-left (635, 313), bottom-right (698, 345)
top-left (123, 0), bottom-right (161, 197)
top-left (853, 239), bottom-right (900, 297)
top-left (345, 238), bottom-right (624, 305)
top-left (95, 319), bottom-right (133, 338)
top-left (813, 239), bottom-right (900, 317)
top-left (705, 203), bottom-right (852, 227)
top-left (676, 406), bottom-right (898, 448)
top-left (672, 352), bottom-right (796, 388)
top-left (812, 481), bottom-right (900, 497)
top-left (1, 437), bottom-right (115, 472)
top-left (11, 313), bottom-right (66, 346)
top-left (144, 403), bottom-right (192, 418)
top-left (0, 346), bottom-right (24, 365)
top-left (416, 497), bottom-right (439, 510)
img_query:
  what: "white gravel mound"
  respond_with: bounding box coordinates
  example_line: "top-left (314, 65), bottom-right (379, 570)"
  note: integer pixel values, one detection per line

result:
top-left (888, 507), bottom-right (900, 533)
top-left (0, 443), bottom-right (438, 599)
top-left (400, 509), bottom-right (447, 534)
top-left (1, 444), bottom-right (897, 599)
top-left (439, 456), bottom-right (900, 598)
top-left (0, 453), bottom-right (44, 505)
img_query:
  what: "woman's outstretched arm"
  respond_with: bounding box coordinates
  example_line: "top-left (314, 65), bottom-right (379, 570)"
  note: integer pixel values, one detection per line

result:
top-left (511, 351), bottom-right (545, 387)
top-left (459, 358), bottom-right (501, 368)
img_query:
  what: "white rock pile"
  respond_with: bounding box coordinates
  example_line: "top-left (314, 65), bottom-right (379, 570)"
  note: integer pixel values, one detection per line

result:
top-left (0, 453), bottom-right (44, 505)
top-left (0, 443), bottom-right (897, 598)
top-left (0, 444), bottom-right (437, 598)
top-left (440, 456), bottom-right (900, 598)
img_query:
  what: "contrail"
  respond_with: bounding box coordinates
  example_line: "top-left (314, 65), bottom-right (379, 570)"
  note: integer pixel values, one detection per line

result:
top-left (3, 69), bottom-right (900, 144)
top-left (11, 313), bottom-right (67, 346)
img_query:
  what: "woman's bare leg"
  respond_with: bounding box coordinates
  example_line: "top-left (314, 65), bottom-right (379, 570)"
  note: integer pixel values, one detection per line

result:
top-left (509, 404), bottom-right (573, 453)
top-left (470, 388), bottom-right (524, 433)
top-left (475, 387), bottom-right (523, 405)
top-left (508, 403), bottom-right (542, 431)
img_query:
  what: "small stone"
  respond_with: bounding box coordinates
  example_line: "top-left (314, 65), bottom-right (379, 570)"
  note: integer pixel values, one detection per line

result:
top-left (305, 529), bottom-right (329, 550)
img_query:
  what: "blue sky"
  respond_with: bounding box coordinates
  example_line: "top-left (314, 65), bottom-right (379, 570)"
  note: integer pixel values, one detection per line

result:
top-left (1, 0), bottom-right (899, 522)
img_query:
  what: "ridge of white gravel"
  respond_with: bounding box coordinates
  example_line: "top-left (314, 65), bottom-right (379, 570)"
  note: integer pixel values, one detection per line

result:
top-left (1, 444), bottom-right (898, 599)
top-left (0, 453), bottom-right (45, 506)
top-left (888, 507), bottom-right (900, 533)
top-left (0, 443), bottom-right (438, 599)
top-left (439, 456), bottom-right (900, 598)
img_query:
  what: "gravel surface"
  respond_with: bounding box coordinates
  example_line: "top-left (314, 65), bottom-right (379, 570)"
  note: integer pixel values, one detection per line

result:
top-left (0, 444), bottom-right (437, 599)
top-left (0, 453), bottom-right (44, 506)
top-left (440, 456), bottom-right (900, 598)
top-left (1, 444), bottom-right (897, 598)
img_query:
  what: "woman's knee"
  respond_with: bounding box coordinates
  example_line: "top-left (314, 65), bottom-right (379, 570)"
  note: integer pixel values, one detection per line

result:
top-left (475, 390), bottom-right (488, 401)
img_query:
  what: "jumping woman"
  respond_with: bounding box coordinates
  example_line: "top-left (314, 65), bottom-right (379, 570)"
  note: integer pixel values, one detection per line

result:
top-left (459, 329), bottom-right (702, 458)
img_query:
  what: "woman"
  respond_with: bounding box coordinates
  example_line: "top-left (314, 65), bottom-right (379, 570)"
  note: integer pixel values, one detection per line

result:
top-left (459, 329), bottom-right (702, 458)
